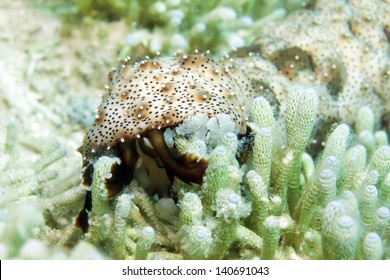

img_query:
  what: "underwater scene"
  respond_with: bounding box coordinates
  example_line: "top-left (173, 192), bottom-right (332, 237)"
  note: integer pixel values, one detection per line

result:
top-left (0, 0), bottom-right (389, 260)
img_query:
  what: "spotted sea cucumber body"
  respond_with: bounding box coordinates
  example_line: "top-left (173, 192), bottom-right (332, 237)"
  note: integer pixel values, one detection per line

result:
top-left (84, 52), bottom-right (259, 151)
top-left (83, 0), bottom-right (390, 154)
top-left (238, 0), bottom-right (390, 126)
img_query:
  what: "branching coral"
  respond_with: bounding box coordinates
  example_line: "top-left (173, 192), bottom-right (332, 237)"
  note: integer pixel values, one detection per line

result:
top-left (0, 123), bottom-right (88, 259)
top-left (48, 0), bottom-right (306, 55)
top-left (0, 2), bottom-right (106, 258)
top-left (76, 93), bottom-right (389, 259)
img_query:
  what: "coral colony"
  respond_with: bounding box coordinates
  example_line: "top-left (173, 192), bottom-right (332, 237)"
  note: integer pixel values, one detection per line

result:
top-left (1, 0), bottom-right (389, 259)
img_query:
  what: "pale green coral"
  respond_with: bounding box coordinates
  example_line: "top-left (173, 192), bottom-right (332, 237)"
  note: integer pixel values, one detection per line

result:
top-left (359, 185), bottom-right (379, 226)
top-left (261, 216), bottom-right (280, 260)
top-left (363, 232), bottom-right (384, 260)
top-left (3, 65), bottom-right (390, 261)
top-left (331, 216), bottom-right (358, 260)
top-left (135, 227), bottom-right (156, 260)
top-left (45, 0), bottom-right (305, 55)
top-left (179, 225), bottom-right (213, 259)
top-left (71, 87), bottom-right (389, 260)
top-left (285, 87), bottom-right (319, 214)
top-left (246, 170), bottom-right (269, 236)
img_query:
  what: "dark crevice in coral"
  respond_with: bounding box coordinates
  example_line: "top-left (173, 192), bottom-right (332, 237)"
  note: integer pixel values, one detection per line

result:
top-left (237, 130), bottom-right (255, 165)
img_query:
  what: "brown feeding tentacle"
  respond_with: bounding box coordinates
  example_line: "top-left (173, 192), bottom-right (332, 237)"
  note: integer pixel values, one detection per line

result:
top-left (146, 129), bottom-right (207, 184)
top-left (119, 140), bottom-right (138, 175)
top-left (138, 137), bottom-right (157, 158)
top-left (75, 141), bottom-right (138, 233)
top-left (104, 141), bottom-right (138, 197)
top-left (81, 163), bottom-right (94, 186)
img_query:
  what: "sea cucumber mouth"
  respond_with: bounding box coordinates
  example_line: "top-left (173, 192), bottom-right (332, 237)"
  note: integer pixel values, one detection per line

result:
top-left (76, 127), bottom-right (208, 233)
top-left (80, 126), bottom-right (208, 191)
top-left (145, 129), bottom-right (208, 185)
